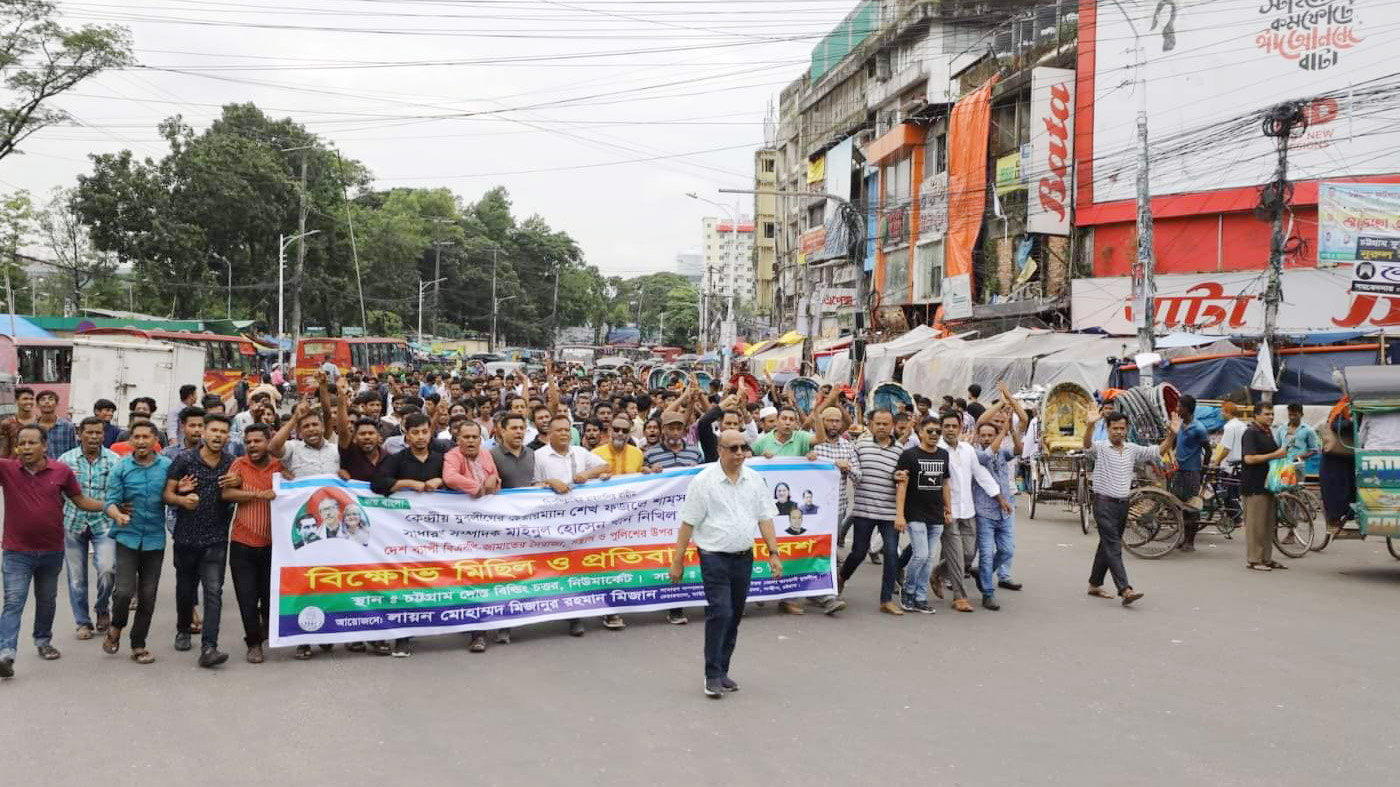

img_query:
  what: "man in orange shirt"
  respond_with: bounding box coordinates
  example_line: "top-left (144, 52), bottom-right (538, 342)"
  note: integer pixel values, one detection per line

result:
top-left (221, 424), bottom-right (282, 664)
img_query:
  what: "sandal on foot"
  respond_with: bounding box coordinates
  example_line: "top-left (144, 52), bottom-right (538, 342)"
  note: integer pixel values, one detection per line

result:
top-left (294, 645), bottom-right (313, 660)
top-left (102, 630), bottom-right (121, 655)
top-left (1246, 563), bottom-right (1273, 572)
top-left (130, 649), bottom-right (155, 665)
top-left (1087, 587), bottom-right (1114, 599)
top-left (37, 645), bottom-right (61, 660)
top-left (1265, 561), bottom-right (1289, 570)
top-left (75, 625), bottom-right (93, 641)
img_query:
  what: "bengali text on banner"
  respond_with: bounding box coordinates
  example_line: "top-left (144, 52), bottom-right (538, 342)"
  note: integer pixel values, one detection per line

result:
top-left (270, 460), bottom-right (838, 645)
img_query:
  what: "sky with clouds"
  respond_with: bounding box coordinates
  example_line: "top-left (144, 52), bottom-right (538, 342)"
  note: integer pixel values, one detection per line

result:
top-left (5, 0), bottom-right (860, 277)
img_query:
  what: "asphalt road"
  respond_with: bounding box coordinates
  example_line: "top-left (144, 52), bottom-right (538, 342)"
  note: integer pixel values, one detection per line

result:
top-left (3, 496), bottom-right (1398, 786)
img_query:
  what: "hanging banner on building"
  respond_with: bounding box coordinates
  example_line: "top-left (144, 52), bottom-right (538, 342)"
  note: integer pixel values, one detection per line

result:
top-left (825, 137), bottom-right (855, 222)
top-left (806, 155), bottom-right (826, 184)
top-left (270, 463), bottom-right (838, 646)
top-left (1072, 268), bottom-right (1400, 334)
top-left (1318, 182), bottom-right (1400, 264)
top-left (944, 79), bottom-right (997, 320)
top-left (1027, 67), bottom-right (1074, 235)
top-left (918, 173), bottom-right (948, 238)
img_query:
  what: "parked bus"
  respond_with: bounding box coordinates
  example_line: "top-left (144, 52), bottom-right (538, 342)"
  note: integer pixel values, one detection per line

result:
top-left (0, 335), bottom-right (73, 415)
top-left (77, 328), bottom-right (257, 397)
top-left (295, 336), bottom-right (410, 391)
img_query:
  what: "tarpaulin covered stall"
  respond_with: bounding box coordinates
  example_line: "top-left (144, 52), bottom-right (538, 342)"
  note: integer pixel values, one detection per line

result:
top-left (1112, 345), bottom-right (1378, 405)
top-left (902, 329), bottom-right (1117, 400)
top-left (861, 325), bottom-right (942, 388)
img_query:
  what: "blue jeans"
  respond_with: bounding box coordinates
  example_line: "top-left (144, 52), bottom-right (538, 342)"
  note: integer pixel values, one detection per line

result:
top-left (976, 512), bottom-right (1015, 598)
top-left (699, 549), bottom-right (753, 680)
top-left (64, 529), bottom-right (116, 628)
top-left (902, 521), bottom-right (944, 605)
top-left (1, 550), bottom-right (65, 661)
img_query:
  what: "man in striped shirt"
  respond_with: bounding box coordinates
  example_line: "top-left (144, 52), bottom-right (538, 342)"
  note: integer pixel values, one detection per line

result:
top-left (843, 409), bottom-right (904, 614)
top-left (222, 424), bottom-right (282, 664)
top-left (1082, 407), bottom-right (1177, 606)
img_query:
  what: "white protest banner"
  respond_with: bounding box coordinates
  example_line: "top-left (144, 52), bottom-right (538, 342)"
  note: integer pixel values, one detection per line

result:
top-left (270, 460), bottom-right (837, 646)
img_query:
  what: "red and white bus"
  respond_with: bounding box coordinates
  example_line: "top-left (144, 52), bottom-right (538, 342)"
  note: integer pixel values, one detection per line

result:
top-left (294, 337), bottom-right (410, 391)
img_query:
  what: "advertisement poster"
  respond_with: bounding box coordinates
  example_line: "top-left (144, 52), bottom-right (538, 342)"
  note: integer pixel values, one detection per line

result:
top-left (270, 462), bottom-right (838, 646)
top-left (1318, 183), bottom-right (1400, 277)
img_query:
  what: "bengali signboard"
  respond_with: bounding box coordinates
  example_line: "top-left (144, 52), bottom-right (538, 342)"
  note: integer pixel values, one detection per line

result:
top-left (1088, 0), bottom-right (1394, 205)
top-left (270, 462), bottom-right (838, 646)
top-left (819, 288), bottom-right (858, 314)
top-left (1318, 182), bottom-right (1400, 291)
top-left (1071, 267), bottom-right (1400, 334)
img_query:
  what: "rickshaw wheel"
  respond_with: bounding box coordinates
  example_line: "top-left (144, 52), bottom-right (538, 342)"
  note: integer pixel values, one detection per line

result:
top-left (1310, 531), bottom-right (1332, 552)
top-left (1387, 538), bottom-right (1400, 561)
top-left (1273, 491), bottom-right (1313, 559)
top-left (1125, 488), bottom-right (1183, 559)
top-left (1029, 478), bottom-right (1039, 520)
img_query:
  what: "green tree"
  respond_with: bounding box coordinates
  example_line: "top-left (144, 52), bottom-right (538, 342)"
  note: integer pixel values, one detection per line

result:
top-left (35, 187), bottom-right (117, 315)
top-left (660, 284), bottom-right (699, 348)
top-left (366, 309), bottom-right (404, 336)
top-left (0, 0), bottom-right (132, 161)
top-left (0, 191), bottom-right (34, 311)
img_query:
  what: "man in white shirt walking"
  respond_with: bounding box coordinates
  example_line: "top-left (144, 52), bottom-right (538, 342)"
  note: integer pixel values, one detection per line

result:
top-left (932, 411), bottom-right (1007, 613)
top-left (532, 414), bottom-right (616, 635)
top-left (670, 430), bottom-right (782, 699)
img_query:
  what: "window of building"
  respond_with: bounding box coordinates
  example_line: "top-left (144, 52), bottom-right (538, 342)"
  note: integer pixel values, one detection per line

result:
top-left (763, 158), bottom-right (775, 172)
top-left (883, 246), bottom-right (911, 303)
top-left (882, 152), bottom-right (912, 205)
top-left (924, 133), bottom-right (946, 178)
top-left (915, 240), bottom-right (944, 302)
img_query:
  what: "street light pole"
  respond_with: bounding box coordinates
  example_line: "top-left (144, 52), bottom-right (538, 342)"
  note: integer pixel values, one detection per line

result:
top-left (687, 192), bottom-right (741, 370)
top-left (418, 276), bottom-right (446, 343)
top-left (279, 230), bottom-right (321, 375)
top-left (493, 294), bottom-right (518, 353)
top-left (209, 251), bottom-right (232, 318)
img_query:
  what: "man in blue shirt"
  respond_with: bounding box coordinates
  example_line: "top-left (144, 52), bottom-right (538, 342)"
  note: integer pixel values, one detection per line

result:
top-left (102, 422), bottom-right (174, 665)
top-left (1173, 394), bottom-right (1210, 552)
top-left (972, 382), bottom-right (1027, 610)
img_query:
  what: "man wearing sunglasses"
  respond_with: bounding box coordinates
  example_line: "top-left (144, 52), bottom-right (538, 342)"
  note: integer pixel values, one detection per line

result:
top-left (671, 431), bottom-right (782, 699)
top-left (592, 417), bottom-right (650, 476)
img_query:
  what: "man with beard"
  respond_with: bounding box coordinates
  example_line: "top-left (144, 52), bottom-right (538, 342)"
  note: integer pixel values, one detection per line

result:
top-left (221, 424), bottom-right (282, 664)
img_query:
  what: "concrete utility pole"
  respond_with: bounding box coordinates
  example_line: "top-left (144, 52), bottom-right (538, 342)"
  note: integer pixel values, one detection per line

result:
top-left (294, 152), bottom-right (308, 346)
top-left (490, 247), bottom-right (498, 353)
top-left (1259, 101), bottom-right (1307, 405)
top-left (550, 260), bottom-right (561, 350)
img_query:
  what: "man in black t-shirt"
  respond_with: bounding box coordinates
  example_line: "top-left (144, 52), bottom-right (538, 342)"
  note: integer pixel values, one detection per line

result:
top-left (894, 416), bottom-right (952, 614)
top-left (1241, 405), bottom-right (1288, 571)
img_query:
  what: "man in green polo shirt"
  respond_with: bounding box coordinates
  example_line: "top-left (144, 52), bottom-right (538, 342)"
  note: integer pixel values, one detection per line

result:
top-left (753, 407), bottom-right (814, 458)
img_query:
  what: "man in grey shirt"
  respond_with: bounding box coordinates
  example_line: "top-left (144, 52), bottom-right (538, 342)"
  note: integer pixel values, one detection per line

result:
top-left (490, 413), bottom-right (535, 490)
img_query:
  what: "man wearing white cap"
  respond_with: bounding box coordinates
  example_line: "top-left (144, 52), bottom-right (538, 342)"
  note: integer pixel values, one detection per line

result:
top-left (756, 406), bottom-right (778, 435)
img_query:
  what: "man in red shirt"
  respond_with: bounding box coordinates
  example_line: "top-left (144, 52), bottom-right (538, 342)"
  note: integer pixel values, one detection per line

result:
top-left (221, 424), bottom-right (282, 665)
top-left (0, 424), bottom-right (107, 678)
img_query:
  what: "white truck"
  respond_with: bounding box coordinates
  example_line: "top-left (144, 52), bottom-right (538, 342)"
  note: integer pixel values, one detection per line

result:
top-left (69, 336), bottom-right (205, 423)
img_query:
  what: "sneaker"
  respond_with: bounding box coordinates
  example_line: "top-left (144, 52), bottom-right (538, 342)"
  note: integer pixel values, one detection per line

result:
top-left (982, 595), bottom-right (1001, 611)
top-left (868, 550), bottom-right (882, 565)
top-left (602, 614), bottom-right (626, 630)
top-left (391, 638), bottom-right (413, 657)
top-left (898, 596), bottom-right (919, 613)
top-left (0, 656), bottom-right (13, 678)
top-left (667, 609), bottom-right (688, 625)
top-left (820, 597), bottom-right (847, 615)
top-left (720, 676), bottom-right (740, 692)
top-left (568, 619), bottom-right (585, 637)
top-left (912, 602), bottom-right (937, 615)
top-left (495, 629), bottom-right (512, 645)
top-left (173, 632), bottom-right (192, 652)
top-left (703, 677), bottom-right (724, 699)
top-left (246, 645), bottom-right (264, 664)
top-left (468, 633), bottom-right (487, 653)
top-left (198, 646), bottom-right (228, 668)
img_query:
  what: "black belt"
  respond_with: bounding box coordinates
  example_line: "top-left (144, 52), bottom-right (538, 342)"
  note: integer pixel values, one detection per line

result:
top-left (700, 548), bottom-right (753, 558)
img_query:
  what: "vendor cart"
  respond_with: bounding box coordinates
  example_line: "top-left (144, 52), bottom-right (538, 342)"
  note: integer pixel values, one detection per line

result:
top-left (1029, 382), bottom-right (1094, 534)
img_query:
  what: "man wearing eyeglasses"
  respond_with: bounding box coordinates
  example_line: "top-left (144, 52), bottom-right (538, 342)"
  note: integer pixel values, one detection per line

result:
top-left (671, 431), bottom-right (782, 699)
